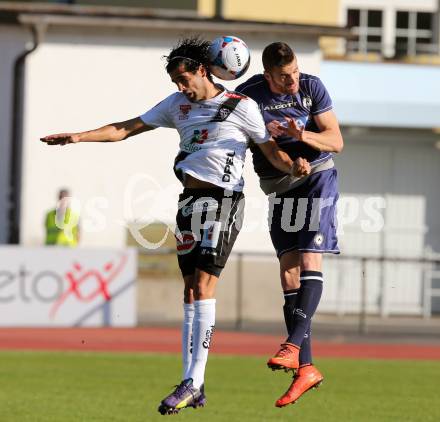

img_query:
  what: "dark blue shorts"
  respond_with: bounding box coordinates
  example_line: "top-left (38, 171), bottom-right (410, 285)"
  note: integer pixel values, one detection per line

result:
top-left (268, 168), bottom-right (340, 258)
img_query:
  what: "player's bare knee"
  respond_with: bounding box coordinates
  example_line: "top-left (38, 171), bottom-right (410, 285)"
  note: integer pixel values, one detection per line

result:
top-left (193, 282), bottom-right (215, 300)
top-left (280, 267), bottom-right (301, 290)
top-left (193, 270), bottom-right (218, 300)
top-left (183, 286), bottom-right (194, 303)
top-left (183, 274), bottom-right (196, 303)
top-left (300, 253), bottom-right (322, 271)
top-left (279, 251), bottom-right (301, 289)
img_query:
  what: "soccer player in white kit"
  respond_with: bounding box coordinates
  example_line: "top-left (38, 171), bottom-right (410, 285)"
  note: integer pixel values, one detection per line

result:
top-left (41, 37), bottom-right (311, 415)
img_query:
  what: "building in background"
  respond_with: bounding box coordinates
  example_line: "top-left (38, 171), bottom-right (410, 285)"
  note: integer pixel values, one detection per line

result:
top-left (1, 1), bottom-right (440, 321)
top-left (199, 0), bottom-right (440, 63)
top-left (340, 0), bottom-right (440, 62)
top-left (8, 0), bottom-right (440, 61)
top-left (0, 1), bottom-right (348, 247)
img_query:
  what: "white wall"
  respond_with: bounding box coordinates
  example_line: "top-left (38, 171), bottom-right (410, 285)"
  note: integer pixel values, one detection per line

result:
top-left (321, 133), bottom-right (440, 315)
top-left (20, 25), bottom-right (322, 250)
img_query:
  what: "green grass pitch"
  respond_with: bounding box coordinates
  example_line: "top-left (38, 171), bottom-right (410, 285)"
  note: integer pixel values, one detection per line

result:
top-left (1, 351), bottom-right (439, 421)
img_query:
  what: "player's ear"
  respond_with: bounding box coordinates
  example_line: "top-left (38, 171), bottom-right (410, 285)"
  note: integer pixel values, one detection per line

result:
top-left (199, 65), bottom-right (207, 77)
top-left (263, 71), bottom-right (271, 83)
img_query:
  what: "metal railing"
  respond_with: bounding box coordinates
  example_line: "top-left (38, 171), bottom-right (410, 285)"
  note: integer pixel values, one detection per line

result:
top-left (138, 248), bottom-right (440, 334)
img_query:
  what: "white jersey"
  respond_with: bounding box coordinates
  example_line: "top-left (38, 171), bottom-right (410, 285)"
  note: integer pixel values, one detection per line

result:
top-left (139, 88), bottom-right (271, 191)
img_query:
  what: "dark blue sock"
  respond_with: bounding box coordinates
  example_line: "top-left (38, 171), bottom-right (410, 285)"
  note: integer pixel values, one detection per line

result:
top-left (299, 321), bottom-right (312, 366)
top-left (283, 287), bottom-right (312, 364)
top-left (287, 271), bottom-right (323, 348)
top-left (283, 288), bottom-right (300, 336)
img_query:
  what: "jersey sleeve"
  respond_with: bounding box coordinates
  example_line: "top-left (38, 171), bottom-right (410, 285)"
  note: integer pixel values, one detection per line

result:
top-left (139, 94), bottom-right (175, 128)
top-left (242, 98), bottom-right (271, 144)
top-left (235, 80), bottom-right (250, 95)
top-left (310, 78), bottom-right (333, 116)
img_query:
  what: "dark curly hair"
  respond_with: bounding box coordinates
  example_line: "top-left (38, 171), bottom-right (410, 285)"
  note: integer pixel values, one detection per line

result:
top-left (165, 36), bottom-right (212, 81)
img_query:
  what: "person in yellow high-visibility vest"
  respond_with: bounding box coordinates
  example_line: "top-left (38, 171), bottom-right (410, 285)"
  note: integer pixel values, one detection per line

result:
top-left (44, 189), bottom-right (80, 246)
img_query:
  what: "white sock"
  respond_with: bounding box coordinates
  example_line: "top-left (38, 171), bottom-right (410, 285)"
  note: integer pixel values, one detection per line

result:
top-left (187, 298), bottom-right (216, 389)
top-left (182, 302), bottom-right (195, 380)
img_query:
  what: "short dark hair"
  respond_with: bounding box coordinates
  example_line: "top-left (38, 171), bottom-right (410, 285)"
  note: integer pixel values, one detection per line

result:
top-left (165, 36), bottom-right (212, 81)
top-left (58, 189), bottom-right (69, 199)
top-left (262, 42), bottom-right (296, 71)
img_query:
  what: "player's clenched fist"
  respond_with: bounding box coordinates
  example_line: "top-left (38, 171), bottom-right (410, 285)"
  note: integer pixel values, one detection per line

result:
top-left (290, 157), bottom-right (311, 177)
top-left (40, 133), bottom-right (80, 146)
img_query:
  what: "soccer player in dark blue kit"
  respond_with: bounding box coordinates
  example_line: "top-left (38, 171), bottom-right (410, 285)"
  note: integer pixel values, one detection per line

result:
top-left (237, 42), bottom-right (343, 407)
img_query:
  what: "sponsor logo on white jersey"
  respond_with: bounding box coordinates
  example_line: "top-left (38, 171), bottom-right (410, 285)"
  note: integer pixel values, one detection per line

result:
top-left (179, 104), bottom-right (191, 120)
top-left (222, 151), bottom-right (235, 182)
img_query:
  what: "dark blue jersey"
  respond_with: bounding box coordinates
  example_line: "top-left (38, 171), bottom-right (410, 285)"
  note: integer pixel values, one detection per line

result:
top-left (236, 73), bottom-right (333, 179)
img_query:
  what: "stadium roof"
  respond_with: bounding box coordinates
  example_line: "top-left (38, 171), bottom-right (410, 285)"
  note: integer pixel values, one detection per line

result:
top-left (0, 2), bottom-right (352, 38)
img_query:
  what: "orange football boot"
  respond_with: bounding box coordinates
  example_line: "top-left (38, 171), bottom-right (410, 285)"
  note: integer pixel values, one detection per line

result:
top-left (275, 364), bottom-right (323, 407)
top-left (267, 343), bottom-right (300, 371)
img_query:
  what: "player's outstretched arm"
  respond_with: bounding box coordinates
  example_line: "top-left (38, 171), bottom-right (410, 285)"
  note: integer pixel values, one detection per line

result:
top-left (257, 139), bottom-right (311, 177)
top-left (40, 117), bottom-right (153, 146)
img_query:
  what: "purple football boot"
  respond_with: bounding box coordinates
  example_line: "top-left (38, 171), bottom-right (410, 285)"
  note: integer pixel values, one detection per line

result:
top-left (158, 379), bottom-right (206, 415)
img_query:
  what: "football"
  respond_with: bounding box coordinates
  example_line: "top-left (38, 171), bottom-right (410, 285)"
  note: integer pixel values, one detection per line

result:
top-left (209, 36), bottom-right (250, 81)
